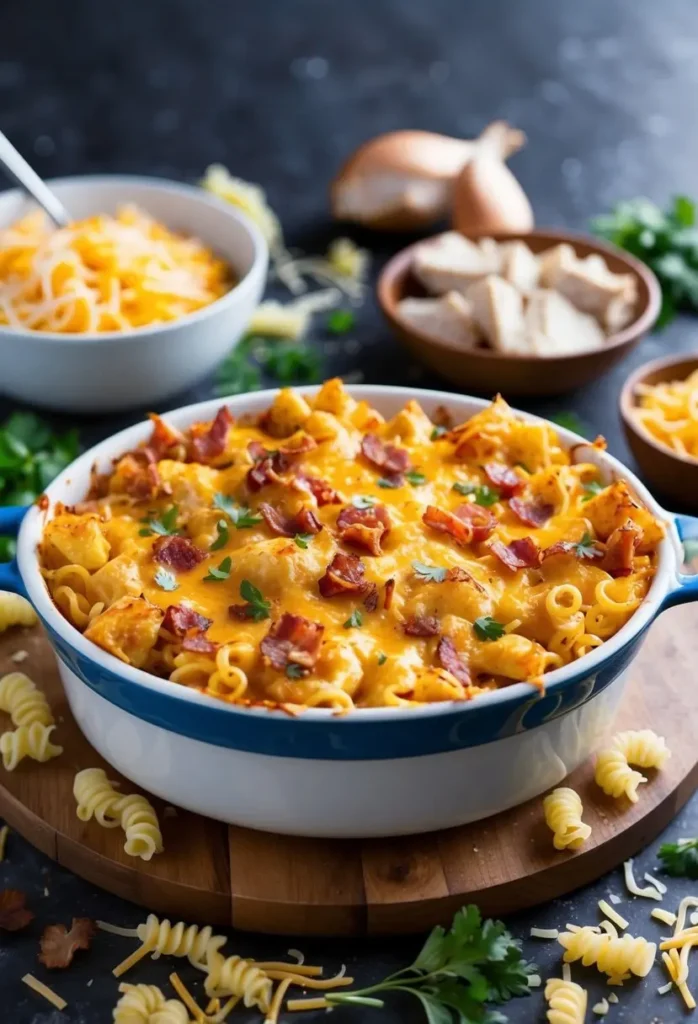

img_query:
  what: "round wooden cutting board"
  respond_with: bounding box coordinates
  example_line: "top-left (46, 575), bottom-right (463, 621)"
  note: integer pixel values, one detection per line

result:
top-left (0, 605), bottom-right (696, 937)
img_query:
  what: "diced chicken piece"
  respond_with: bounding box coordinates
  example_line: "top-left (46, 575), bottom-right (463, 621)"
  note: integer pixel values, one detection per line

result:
top-left (582, 480), bottom-right (665, 553)
top-left (478, 237), bottom-right (503, 273)
top-left (525, 289), bottom-right (605, 355)
top-left (84, 596), bottom-right (163, 667)
top-left (467, 275), bottom-right (528, 354)
top-left (499, 240), bottom-right (540, 293)
top-left (412, 231), bottom-right (498, 294)
top-left (397, 292), bottom-right (481, 350)
top-left (43, 513), bottom-right (110, 571)
top-left (89, 553), bottom-right (144, 606)
top-left (261, 388), bottom-right (312, 438)
top-left (539, 244), bottom-right (637, 330)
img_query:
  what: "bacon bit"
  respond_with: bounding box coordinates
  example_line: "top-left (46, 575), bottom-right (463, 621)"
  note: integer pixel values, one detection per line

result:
top-left (432, 405), bottom-right (454, 429)
top-left (36, 494), bottom-right (49, 511)
top-left (247, 454), bottom-right (286, 492)
top-left (259, 503), bottom-right (322, 538)
top-left (39, 918), bottom-right (95, 969)
top-left (189, 406), bottom-right (234, 463)
top-left (422, 505), bottom-right (474, 547)
top-left (360, 434), bottom-right (411, 482)
top-left (152, 536), bottom-right (207, 572)
top-left (248, 440), bottom-right (269, 462)
top-left (260, 613), bottom-right (324, 672)
top-left (146, 413), bottom-right (185, 459)
top-left (181, 633), bottom-right (218, 654)
top-left (404, 615), bottom-right (440, 637)
top-left (318, 552), bottom-right (367, 598)
top-left (0, 890), bottom-right (34, 931)
top-left (384, 578), bottom-right (395, 610)
top-left (600, 520), bottom-right (642, 578)
top-left (453, 502), bottom-right (497, 542)
top-left (484, 462), bottom-right (524, 498)
top-left (490, 536), bottom-right (541, 571)
top-left (437, 636), bottom-right (471, 685)
top-left (509, 496), bottom-right (554, 528)
top-left (363, 584), bottom-right (379, 612)
top-left (337, 504), bottom-right (391, 556)
top-left (444, 567), bottom-right (485, 591)
top-left (294, 473), bottom-right (343, 507)
top-left (162, 605), bottom-right (212, 636)
top-left (86, 465), bottom-right (111, 500)
top-left (116, 450), bottom-right (162, 501)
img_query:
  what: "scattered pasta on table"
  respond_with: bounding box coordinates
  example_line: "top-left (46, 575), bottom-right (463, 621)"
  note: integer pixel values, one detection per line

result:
top-left (595, 728), bottom-right (670, 802)
top-left (73, 767), bottom-right (163, 860)
top-left (543, 787), bottom-right (592, 851)
top-left (0, 670), bottom-right (62, 770)
top-left (0, 592), bottom-right (37, 632)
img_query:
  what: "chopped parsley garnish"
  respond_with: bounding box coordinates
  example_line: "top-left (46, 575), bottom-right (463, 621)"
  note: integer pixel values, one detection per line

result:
top-left (239, 579), bottom-right (271, 621)
top-left (344, 609), bottom-right (363, 629)
top-left (452, 482), bottom-right (500, 506)
top-left (139, 505), bottom-right (180, 537)
top-left (377, 653), bottom-right (387, 666)
top-left (263, 344), bottom-right (322, 385)
top-left (574, 532), bottom-right (600, 558)
top-left (550, 411), bottom-right (587, 437)
top-left (154, 568), bottom-right (179, 592)
top-left (213, 493), bottom-right (262, 529)
top-left (215, 333), bottom-right (323, 396)
top-left (352, 495), bottom-right (376, 509)
top-left (405, 470), bottom-right (427, 487)
top-left (581, 480), bottom-right (604, 502)
top-left (285, 663), bottom-right (305, 679)
top-left (430, 425), bottom-right (447, 440)
top-left (203, 556), bottom-right (232, 582)
top-left (474, 616), bottom-right (506, 641)
top-left (412, 560), bottom-right (447, 583)
top-left (210, 518), bottom-right (229, 550)
top-left (326, 309), bottom-right (355, 334)
top-left (294, 533), bottom-right (314, 549)
top-left (658, 838), bottom-right (698, 878)
top-left (378, 477), bottom-right (401, 489)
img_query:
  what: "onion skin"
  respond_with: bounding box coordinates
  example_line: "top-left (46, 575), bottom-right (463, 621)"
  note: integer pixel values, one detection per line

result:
top-left (452, 152), bottom-right (534, 236)
top-left (331, 122), bottom-right (526, 231)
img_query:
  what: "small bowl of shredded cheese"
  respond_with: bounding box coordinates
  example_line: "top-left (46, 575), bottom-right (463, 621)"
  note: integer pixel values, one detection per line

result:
top-left (621, 353), bottom-right (698, 508)
top-left (0, 175), bottom-right (267, 412)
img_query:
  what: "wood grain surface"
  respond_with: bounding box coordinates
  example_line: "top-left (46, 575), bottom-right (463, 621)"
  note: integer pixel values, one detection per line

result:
top-left (0, 605), bottom-right (696, 937)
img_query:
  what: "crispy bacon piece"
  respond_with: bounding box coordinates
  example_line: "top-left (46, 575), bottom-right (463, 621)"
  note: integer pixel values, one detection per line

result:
top-left (162, 605), bottom-right (212, 636)
top-left (152, 536), bottom-right (206, 572)
top-left (116, 450), bottom-right (162, 501)
top-left (336, 504), bottom-right (391, 556)
top-left (39, 918), bottom-right (96, 969)
top-left (0, 890), bottom-right (34, 932)
top-left (453, 503), bottom-right (497, 542)
top-left (541, 539), bottom-right (602, 562)
top-left (484, 462), bottom-right (524, 498)
top-left (189, 406), bottom-right (234, 463)
top-left (363, 583), bottom-right (379, 611)
top-left (318, 552), bottom-right (367, 598)
top-left (294, 473), bottom-right (343, 507)
top-left (86, 465), bottom-right (111, 500)
top-left (360, 434), bottom-right (411, 483)
top-left (384, 577), bottom-right (395, 610)
top-left (444, 567), bottom-right (485, 591)
top-left (247, 437), bottom-right (316, 493)
top-left (509, 496), bottom-right (554, 528)
top-left (404, 615), bottom-right (440, 637)
top-left (422, 503), bottom-right (495, 547)
top-left (181, 633), bottom-right (218, 654)
top-left (260, 612), bottom-right (324, 672)
top-left (600, 520), bottom-right (642, 578)
top-left (490, 536), bottom-right (541, 571)
top-left (432, 404), bottom-right (454, 429)
top-left (146, 413), bottom-right (185, 459)
top-left (437, 636), bottom-right (471, 686)
top-left (259, 503), bottom-right (322, 538)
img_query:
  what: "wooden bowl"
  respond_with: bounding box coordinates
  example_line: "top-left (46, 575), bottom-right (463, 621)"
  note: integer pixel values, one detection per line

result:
top-left (620, 353), bottom-right (698, 508)
top-left (377, 228), bottom-right (661, 397)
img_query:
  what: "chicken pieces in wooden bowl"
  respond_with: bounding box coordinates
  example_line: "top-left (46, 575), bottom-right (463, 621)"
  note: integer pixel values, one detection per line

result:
top-left (377, 229), bottom-right (660, 397)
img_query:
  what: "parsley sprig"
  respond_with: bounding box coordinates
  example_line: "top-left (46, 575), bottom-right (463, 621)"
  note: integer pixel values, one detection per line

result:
top-left (139, 505), bottom-right (180, 537)
top-left (412, 560), bottom-right (447, 583)
top-left (154, 568), bottom-right (179, 592)
top-left (210, 519), bottom-right (229, 550)
top-left (574, 532), bottom-right (600, 558)
top-left (352, 495), bottom-right (376, 509)
top-left (474, 617), bottom-right (506, 642)
top-left (204, 556), bottom-right (232, 582)
top-left (658, 839), bottom-right (698, 878)
top-left (294, 533), bottom-right (313, 549)
top-left (213, 493), bottom-right (262, 529)
top-left (581, 480), bottom-right (604, 502)
top-left (550, 412), bottom-right (587, 437)
top-left (344, 609), bottom-right (363, 629)
top-left (452, 482), bottom-right (499, 507)
top-left (326, 905), bottom-right (535, 1021)
top-left (239, 579), bottom-right (271, 621)
top-left (215, 333), bottom-right (323, 396)
top-left (405, 470), bottom-right (427, 487)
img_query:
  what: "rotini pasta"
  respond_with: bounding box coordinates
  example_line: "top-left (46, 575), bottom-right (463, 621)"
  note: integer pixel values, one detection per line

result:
top-left (203, 949), bottom-right (273, 1010)
top-left (0, 671), bottom-right (62, 770)
top-left (613, 729), bottom-right (670, 770)
top-left (73, 767), bottom-right (163, 859)
top-left (558, 925), bottom-right (656, 983)
top-left (0, 593), bottom-right (37, 632)
top-left (113, 983), bottom-right (189, 1024)
top-left (73, 767), bottom-right (121, 826)
top-left (0, 722), bottom-right (62, 771)
top-left (110, 914), bottom-right (227, 977)
top-left (594, 728), bottom-right (669, 802)
top-left (544, 975), bottom-right (587, 1024)
top-left (543, 787), bottom-right (591, 851)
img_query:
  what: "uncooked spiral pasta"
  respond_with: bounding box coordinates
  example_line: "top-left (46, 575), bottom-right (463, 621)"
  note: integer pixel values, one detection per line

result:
top-left (543, 787), bottom-right (591, 851)
top-left (613, 729), bottom-right (670, 770)
top-left (135, 915), bottom-right (227, 968)
top-left (73, 767), bottom-right (121, 826)
top-left (544, 975), bottom-right (587, 1024)
top-left (204, 949), bottom-right (273, 1011)
top-left (0, 722), bottom-right (63, 770)
top-left (558, 925), bottom-right (656, 982)
top-left (0, 593), bottom-right (37, 632)
top-left (114, 793), bottom-right (164, 861)
top-left (0, 671), bottom-right (62, 770)
top-left (112, 982), bottom-right (189, 1024)
top-left (595, 728), bottom-right (669, 802)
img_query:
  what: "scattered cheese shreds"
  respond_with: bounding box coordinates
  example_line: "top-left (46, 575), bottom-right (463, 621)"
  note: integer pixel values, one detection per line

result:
top-left (593, 997), bottom-right (609, 1015)
top-left (562, 963), bottom-right (572, 983)
top-left (658, 980), bottom-right (673, 995)
top-left (691, 911), bottom-right (698, 927)
top-left (608, 993), bottom-right (619, 1004)
top-left (96, 919), bottom-right (138, 938)
top-left (598, 899), bottom-right (628, 930)
top-left (10, 650), bottom-right (28, 663)
top-left (530, 927), bottom-right (559, 939)
top-left (287, 948), bottom-right (304, 964)
top-left (0, 824), bottom-right (9, 860)
top-left (608, 893), bottom-right (622, 905)
top-left (247, 288), bottom-right (341, 339)
top-left (527, 974), bottom-right (542, 988)
top-left (201, 165), bottom-right (283, 251)
top-left (169, 972), bottom-right (206, 1022)
top-left (287, 997), bottom-right (330, 1012)
top-left (623, 858), bottom-right (662, 900)
top-left (652, 908), bottom-right (678, 927)
top-left (22, 974), bottom-right (66, 1010)
top-left (644, 871), bottom-right (668, 895)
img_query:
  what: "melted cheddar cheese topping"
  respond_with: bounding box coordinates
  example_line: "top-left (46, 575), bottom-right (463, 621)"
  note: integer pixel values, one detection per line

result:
top-left (39, 380), bottom-right (664, 711)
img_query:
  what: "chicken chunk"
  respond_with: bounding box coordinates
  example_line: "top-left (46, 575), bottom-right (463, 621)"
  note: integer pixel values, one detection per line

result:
top-left (524, 289), bottom-right (605, 354)
top-left (499, 240), bottom-right (540, 293)
top-left (539, 244), bottom-right (637, 330)
top-left (467, 275), bottom-right (528, 354)
top-left (397, 292), bottom-right (481, 350)
top-left (85, 596), bottom-right (163, 667)
top-left (43, 513), bottom-right (110, 571)
top-left (583, 480), bottom-right (665, 553)
top-left (412, 231), bottom-right (498, 294)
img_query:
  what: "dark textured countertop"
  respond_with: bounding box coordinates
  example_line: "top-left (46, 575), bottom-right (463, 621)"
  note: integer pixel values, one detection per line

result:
top-left (1, 0), bottom-right (698, 1020)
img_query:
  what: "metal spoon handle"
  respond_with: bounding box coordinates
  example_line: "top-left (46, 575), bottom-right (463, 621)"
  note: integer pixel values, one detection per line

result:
top-left (0, 130), bottom-right (70, 227)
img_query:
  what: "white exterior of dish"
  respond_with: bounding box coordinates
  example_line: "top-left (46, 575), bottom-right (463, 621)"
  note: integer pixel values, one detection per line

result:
top-left (0, 176), bottom-right (267, 412)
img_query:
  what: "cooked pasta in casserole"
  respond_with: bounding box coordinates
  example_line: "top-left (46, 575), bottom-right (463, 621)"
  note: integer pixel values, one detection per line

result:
top-left (39, 380), bottom-right (665, 710)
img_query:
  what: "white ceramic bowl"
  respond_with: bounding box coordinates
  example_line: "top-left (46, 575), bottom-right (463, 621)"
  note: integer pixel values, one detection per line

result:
top-left (2, 386), bottom-right (697, 837)
top-left (0, 175), bottom-right (268, 412)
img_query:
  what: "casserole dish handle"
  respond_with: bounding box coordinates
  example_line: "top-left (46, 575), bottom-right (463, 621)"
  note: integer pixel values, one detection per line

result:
top-left (663, 513), bottom-right (698, 609)
top-left (0, 506), bottom-right (29, 597)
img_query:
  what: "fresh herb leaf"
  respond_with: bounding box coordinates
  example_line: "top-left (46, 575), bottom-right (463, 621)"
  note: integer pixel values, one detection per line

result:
top-left (0, 537), bottom-right (16, 561)
top-left (154, 568), bottom-right (179, 592)
top-left (344, 609), bottom-right (363, 629)
top-left (215, 333), bottom-right (323, 395)
top-left (377, 652), bottom-right (387, 666)
top-left (210, 518), bottom-right (229, 551)
top-left (378, 477), bottom-right (401, 489)
top-left (294, 533), bottom-right (313, 549)
top-left (581, 480), bottom-right (604, 502)
top-left (327, 309), bottom-right (355, 334)
top-left (263, 344), bottom-right (322, 385)
top-left (285, 663), bottom-right (305, 679)
top-left (139, 505), bottom-right (180, 537)
top-left (658, 839), bottom-right (698, 878)
top-left (452, 482), bottom-right (500, 507)
top-left (213, 493), bottom-right (262, 529)
top-left (431, 426), bottom-right (447, 440)
top-left (574, 531), bottom-right (600, 558)
top-left (239, 579), bottom-right (271, 620)
top-left (213, 492), bottom-right (237, 517)
top-left (204, 556), bottom-right (232, 582)
top-left (352, 495), bottom-right (376, 509)
top-left (474, 616), bottom-right (506, 642)
top-left (405, 470), bottom-right (427, 487)
top-left (215, 341), bottom-right (263, 396)
top-left (412, 560), bottom-right (447, 583)
top-left (550, 411), bottom-right (587, 437)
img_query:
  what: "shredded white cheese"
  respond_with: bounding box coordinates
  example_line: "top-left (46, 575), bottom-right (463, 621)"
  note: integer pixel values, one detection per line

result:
top-left (562, 963), bottom-right (572, 983)
top-left (592, 997), bottom-right (609, 1015)
top-left (247, 288), bottom-right (341, 340)
top-left (598, 899), bottom-right (628, 930)
top-left (10, 649), bottom-right (28, 663)
top-left (97, 919), bottom-right (139, 938)
top-left (287, 948), bottom-right (305, 964)
top-left (608, 893), bottom-right (622, 905)
top-left (527, 974), bottom-right (542, 988)
top-left (607, 993), bottom-right (618, 1004)
top-left (529, 927), bottom-right (559, 939)
top-left (623, 858), bottom-right (662, 900)
top-left (658, 980), bottom-right (673, 995)
top-left (22, 974), bottom-right (66, 1010)
top-left (643, 871), bottom-right (668, 895)
top-left (652, 908), bottom-right (678, 927)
